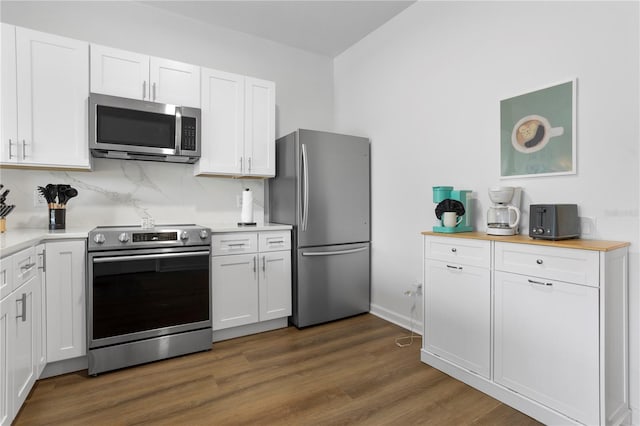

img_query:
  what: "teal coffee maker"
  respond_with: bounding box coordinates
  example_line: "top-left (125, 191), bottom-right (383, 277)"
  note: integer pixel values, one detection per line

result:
top-left (432, 186), bottom-right (473, 233)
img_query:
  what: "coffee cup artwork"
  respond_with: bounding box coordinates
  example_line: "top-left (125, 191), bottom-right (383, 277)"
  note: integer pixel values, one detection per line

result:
top-left (442, 212), bottom-right (463, 228)
top-left (511, 114), bottom-right (564, 154)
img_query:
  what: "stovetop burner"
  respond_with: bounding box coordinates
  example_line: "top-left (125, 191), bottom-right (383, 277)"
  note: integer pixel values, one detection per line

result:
top-left (88, 224), bottom-right (211, 251)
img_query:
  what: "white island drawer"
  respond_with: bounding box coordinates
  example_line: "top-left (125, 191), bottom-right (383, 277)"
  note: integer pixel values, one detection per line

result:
top-left (258, 231), bottom-right (291, 252)
top-left (494, 242), bottom-right (599, 287)
top-left (212, 233), bottom-right (258, 255)
top-left (425, 236), bottom-right (490, 268)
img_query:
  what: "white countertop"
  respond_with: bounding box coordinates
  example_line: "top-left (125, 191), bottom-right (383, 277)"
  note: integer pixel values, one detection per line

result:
top-left (0, 223), bottom-right (293, 257)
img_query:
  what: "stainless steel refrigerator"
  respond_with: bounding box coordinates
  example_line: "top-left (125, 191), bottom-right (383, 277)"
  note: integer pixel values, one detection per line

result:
top-left (269, 129), bottom-right (370, 328)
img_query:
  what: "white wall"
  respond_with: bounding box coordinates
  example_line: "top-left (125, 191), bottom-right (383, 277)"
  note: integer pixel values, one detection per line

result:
top-left (334, 0), bottom-right (640, 421)
top-left (0, 0), bottom-right (334, 227)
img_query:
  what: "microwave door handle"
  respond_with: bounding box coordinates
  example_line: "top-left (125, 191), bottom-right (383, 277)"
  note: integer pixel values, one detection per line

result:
top-left (175, 109), bottom-right (182, 154)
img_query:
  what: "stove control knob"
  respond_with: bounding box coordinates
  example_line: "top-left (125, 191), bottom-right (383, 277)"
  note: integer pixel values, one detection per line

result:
top-left (180, 231), bottom-right (189, 241)
top-left (93, 233), bottom-right (106, 244)
top-left (118, 233), bottom-right (130, 243)
top-left (199, 229), bottom-right (209, 240)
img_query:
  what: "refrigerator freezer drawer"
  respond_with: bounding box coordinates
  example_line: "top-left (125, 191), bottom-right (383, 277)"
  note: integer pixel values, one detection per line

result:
top-left (295, 242), bottom-right (370, 328)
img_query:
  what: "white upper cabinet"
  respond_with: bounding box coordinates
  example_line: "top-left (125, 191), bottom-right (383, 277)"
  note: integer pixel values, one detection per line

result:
top-left (195, 68), bottom-right (275, 177)
top-left (90, 44), bottom-right (200, 108)
top-left (1, 24), bottom-right (90, 169)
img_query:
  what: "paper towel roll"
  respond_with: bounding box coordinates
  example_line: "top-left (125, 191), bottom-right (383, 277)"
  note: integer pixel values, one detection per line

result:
top-left (240, 188), bottom-right (253, 223)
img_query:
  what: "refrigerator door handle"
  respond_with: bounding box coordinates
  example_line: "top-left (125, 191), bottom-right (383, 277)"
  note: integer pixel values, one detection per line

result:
top-left (301, 143), bottom-right (309, 231)
top-left (302, 247), bottom-right (368, 257)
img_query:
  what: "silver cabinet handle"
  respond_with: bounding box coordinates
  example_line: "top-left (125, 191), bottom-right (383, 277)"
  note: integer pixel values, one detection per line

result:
top-left (16, 293), bottom-right (27, 322)
top-left (227, 243), bottom-right (246, 247)
top-left (301, 144), bottom-right (309, 231)
top-left (142, 81), bottom-right (146, 99)
top-left (268, 240), bottom-right (285, 245)
top-left (38, 251), bottom-right (46, 271)
top-left (446, 264), bottom-right (463, 270)
top-left (22, 140), bottom-right (27, 158)
top-left (528, 279), bottom-right (553, 286)
top-left (248, 157), bottom-right (252, 173)
top-left (152, 82), bottom-right (156, 101)
top-left (262, 256), bottom-right (266, 273)
top-left (8, 139), bottom-right (14, 159)
top-left (253, 256), bottom-right (257, 274)
top-left (302, 247), bottom-right (367, 257)
top-left (240, 156), bottom-right (243, 174)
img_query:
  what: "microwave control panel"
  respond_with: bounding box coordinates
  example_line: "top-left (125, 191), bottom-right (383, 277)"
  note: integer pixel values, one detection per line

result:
top-left (181, 116), bottom-right (197, 151)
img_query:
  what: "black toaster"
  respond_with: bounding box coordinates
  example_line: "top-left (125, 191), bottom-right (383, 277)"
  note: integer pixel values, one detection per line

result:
top-left (529, 204), bottom-right (580, 240)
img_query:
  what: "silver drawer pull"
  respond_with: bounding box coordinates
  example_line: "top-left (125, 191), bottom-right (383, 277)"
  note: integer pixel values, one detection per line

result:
top-left (528, 279), bottom-right (553, 286)
top-left (20, 262), bottom-right (36, 271)
top-left (446, 264), bottom-right (463, 270)
top-left (268, 240), bottom-right (285, 244)
top-left (451, 248), bottom-right (457, 253)
top-left (227, 243), bottom-right (246, 247)
top-left (536, 259), bottom-right (543, 265)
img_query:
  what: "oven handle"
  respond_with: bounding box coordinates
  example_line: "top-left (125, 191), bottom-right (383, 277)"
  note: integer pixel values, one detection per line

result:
top-left (93, 250), bottom-right (210, 263)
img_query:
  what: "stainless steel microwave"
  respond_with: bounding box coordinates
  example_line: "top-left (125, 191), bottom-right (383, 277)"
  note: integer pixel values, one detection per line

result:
top-left (89, 93), bottom-right (201, 164)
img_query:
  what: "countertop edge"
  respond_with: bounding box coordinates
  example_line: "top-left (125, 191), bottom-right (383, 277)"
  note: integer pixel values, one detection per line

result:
top-left (421, 231), bottom-right (630, 252)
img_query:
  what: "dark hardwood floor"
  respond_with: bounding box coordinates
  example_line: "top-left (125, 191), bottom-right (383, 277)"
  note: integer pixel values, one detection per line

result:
top-left (15, 314), bottom-right (541, 425)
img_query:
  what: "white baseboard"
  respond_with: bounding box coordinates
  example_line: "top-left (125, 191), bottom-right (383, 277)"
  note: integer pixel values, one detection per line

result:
top-left (370, 303), bottom-right (423, 335)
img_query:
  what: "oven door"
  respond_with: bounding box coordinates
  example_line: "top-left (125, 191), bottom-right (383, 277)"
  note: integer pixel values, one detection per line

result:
top-left (88, 246), bottom-right (211, 349)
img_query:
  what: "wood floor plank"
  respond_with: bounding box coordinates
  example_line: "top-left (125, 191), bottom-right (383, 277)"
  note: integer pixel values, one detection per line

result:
top-left (15, 314), bottom-right (541, 426)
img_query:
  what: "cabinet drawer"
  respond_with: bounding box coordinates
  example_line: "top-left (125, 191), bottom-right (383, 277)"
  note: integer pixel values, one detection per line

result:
top-left (212, 233), bottom-right (258, 255)
top-left (12, 246), bottom-right (37, 292)
top-left (425, 236), bottom-right (490, 268)
top-left (0, 255), bottom-right (12, 300)
top-left (258, 231), bottom-right (291, 252)
top-left (495, 242), bottom-right (599, 287)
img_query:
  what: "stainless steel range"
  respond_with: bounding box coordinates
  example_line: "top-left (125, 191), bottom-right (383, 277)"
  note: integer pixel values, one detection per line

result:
top-left (87, 224), bottom-right (212, 375)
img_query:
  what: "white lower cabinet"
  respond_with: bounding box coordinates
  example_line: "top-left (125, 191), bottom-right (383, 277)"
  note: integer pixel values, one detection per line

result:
top-left (211, 231), bottom-right (291, 336)
top-left (45, 240), bottom-right (86, 362)
top-left (421, 233), bottom-right (630, 426)
top-left (425, 259), bottom-right (490, 378)
top-left (0, 247), bottom-right (41, 426)
top-left (494, 270), bottom-right (599, 425)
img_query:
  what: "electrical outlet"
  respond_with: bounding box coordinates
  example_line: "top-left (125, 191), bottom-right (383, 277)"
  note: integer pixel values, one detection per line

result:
top-left (579, 216), bottom-right (596, 236)
top-left (34, 189), bottom-right (47, 207)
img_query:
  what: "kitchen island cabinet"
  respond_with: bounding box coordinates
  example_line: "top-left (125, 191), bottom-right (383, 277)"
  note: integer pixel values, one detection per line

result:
top-left (1, 24), bottom-right (90, 170)
top-left (421, 232), bottom-right (629, 426)
top-left (194, 68), bottom-right (275, 178)
top-left (211, 229), bottom-right (291, 341)
top-left (90, 44), bottom-right (200, 108)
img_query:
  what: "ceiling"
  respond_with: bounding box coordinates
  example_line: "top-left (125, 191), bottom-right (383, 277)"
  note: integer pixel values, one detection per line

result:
top-left (142, 1), bottom-right (416, 57)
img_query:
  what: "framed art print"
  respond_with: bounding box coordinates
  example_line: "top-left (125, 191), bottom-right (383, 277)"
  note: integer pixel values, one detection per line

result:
top-left (500, 79), bottom-right (576, 178)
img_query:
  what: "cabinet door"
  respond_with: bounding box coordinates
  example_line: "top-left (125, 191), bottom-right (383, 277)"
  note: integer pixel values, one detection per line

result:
top-left (15, 27), bottom-right (89, 168)
top-left (211, 254), bottom-right (258, 330)
top-left (243, 77), bottom-right (275, 177)
top-left (424, 259), bottom-right (490, 378)
top-left (494, 271), bottom-right (599, 425)
top-left (150, 57), bottom-right (200, 107)
top-left (0, 294), bottom-right (13, 426)
top-left (259, 251), bottom-right (292, 321)
top-left (11, 277), bottom-right (37, 412)
top-left (90, 44), bottom-right (149, 100)
top-left (45, 240), bottom-right (86, 362)
top-left (1, 23), bottom-right (18, 165)
top-left (195, 68), bottom-right (244, 176)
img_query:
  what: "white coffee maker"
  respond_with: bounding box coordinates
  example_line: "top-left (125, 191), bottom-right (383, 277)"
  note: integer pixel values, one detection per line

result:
top-left (486, 186), bottom-right (522, 235)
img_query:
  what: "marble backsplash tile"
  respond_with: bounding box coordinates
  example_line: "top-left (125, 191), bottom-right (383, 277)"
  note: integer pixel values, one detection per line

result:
top-left (0, 158), bottom-right (265, 229)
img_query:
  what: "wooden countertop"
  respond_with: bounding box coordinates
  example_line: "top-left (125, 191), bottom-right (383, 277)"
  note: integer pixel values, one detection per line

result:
top-left (421, 231), bottom-right (630, 252)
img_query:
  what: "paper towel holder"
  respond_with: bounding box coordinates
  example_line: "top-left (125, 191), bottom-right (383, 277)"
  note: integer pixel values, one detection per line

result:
top-left (238, 188), bottom-right (257, 227)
